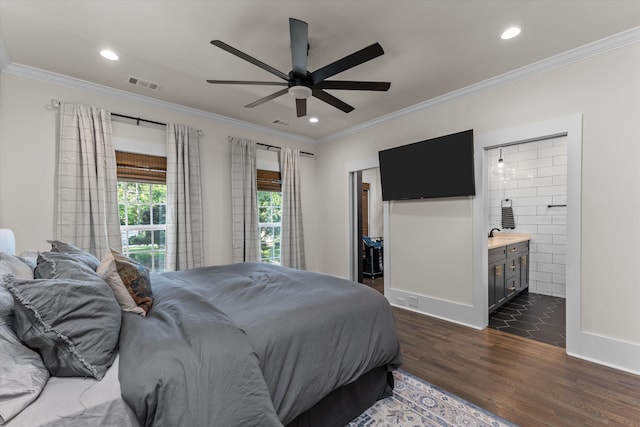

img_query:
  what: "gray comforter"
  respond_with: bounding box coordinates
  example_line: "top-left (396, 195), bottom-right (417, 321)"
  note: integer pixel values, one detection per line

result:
top-left (118, 262), bottom-right (402, 426)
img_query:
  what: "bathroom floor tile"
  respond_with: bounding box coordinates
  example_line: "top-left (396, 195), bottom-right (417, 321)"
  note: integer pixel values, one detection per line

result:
top-left (489, 291), bottom-right (566, 348)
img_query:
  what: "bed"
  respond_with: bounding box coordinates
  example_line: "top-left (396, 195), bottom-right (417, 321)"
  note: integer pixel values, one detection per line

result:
top-left (1, 238), bottom-right (402, 427)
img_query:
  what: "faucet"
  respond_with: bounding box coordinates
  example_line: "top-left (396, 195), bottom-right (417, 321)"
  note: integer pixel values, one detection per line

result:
top-left (488, 228), bottom-right (501, 238)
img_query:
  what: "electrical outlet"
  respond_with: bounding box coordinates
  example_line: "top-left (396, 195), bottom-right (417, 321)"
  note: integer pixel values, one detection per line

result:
top-left (408, 296), bottom-right (419, 307)
top-left (396, 297), bottom-right (407, 306)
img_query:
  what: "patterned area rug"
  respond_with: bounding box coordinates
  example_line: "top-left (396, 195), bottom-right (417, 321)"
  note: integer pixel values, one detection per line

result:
top-left (348, 370), bottom-right (517, 427)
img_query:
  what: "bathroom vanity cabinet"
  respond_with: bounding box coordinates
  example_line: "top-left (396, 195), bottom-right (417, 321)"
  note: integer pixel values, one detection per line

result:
top-left (488, 235), bottom-right (530, 312)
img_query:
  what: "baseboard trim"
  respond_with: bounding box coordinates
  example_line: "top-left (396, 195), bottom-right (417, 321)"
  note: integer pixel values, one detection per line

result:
top-left (388, 288), bottom-right (483, 330)
top-left (567, 331), bottom-right (640, 376)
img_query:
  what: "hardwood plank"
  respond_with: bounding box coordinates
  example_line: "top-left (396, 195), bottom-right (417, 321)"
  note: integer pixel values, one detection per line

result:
top-left (392, 307), bottom-right (640, 426)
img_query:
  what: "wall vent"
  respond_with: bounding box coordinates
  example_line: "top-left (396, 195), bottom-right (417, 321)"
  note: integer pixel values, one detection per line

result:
top-left (127, 75), bottom-right (160, 91)
top-left (272, 119), bottom-right (290, 126)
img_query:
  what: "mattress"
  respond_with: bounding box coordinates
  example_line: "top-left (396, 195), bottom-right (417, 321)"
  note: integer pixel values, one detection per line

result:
top-left (6, 356), bottom-right (138, 427)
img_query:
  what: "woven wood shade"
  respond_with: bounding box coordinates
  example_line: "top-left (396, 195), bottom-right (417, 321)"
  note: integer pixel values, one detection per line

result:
top-left (257, 169), bottom-right (281, 192)
top-left (116, 151), bottom-right (167, 183)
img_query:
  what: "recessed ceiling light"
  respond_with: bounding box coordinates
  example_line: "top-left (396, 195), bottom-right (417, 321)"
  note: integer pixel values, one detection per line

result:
top-left (501, 26), bottom-right (522, 40)
top-left (100, 49), bottom-right (119, 61)
top-left (309, 117), bottom-right (319, 123)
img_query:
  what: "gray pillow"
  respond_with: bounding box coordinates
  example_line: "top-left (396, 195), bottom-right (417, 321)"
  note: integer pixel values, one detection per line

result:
top-left (2, 275), bottom-right (121, 380)
top-left (47, 240), bottom-right (100, 271)
top-left (0, 324), bottom-right (49, 424)
top-left (0, 252), bottom-right (35, 332)
top-left (0, 252), bottom-right (34, 279)
top-left (35, 252), bottom-right (100, 281)
top-left (0, 286), bottom-right (14, 330)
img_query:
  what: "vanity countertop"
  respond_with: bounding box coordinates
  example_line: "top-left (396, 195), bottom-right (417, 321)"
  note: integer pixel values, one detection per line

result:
top-left (488, 233), bottom-right (531, 249)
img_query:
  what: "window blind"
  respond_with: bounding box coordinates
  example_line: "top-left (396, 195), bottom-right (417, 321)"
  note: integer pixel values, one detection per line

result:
top-left (257, 169), bottom-right (281, 192)
top-left (115, 151), bottom-right (167, 183)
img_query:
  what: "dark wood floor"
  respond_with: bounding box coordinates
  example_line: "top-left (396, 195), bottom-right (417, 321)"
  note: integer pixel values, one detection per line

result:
top-left (362, 276), bottom-right (384, 294)
top-left (393, 307), bottom-right (640, 427)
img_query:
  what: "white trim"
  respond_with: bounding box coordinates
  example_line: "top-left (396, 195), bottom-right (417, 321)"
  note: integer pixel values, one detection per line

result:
top-left (388, 290), bottom-right (483, 330)
top-left (567, 332), bottom-right (640, 375)
top-left (474, 115), bottom-right (640, 375)
top-left (474, 116), bottom-right (579, 330)
top-left (345, 157), bottom-right (381, 282)
top-left (317, 27), bottom-right (640, 144)
top-left (2, 63), bottom-right (315, 145)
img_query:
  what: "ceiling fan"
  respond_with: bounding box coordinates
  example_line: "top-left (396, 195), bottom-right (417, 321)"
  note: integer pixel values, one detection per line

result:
top-left (207, 18), bottom-right (390, 118)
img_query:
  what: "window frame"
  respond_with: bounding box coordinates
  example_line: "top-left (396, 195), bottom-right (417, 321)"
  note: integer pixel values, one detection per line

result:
top-left (257, 169), bottom-right (282, 265)
top-left (116, 151), bottom-right (168, 272)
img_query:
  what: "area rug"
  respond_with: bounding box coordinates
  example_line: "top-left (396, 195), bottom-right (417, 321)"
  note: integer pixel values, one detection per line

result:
top-left (348, 370), bottom-right (517, 427)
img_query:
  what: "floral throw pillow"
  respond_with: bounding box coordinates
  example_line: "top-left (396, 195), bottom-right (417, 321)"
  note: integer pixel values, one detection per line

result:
top-left (97, 249), bottom-right (153, 316)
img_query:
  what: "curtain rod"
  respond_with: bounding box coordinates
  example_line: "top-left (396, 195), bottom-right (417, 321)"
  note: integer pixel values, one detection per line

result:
top-left (256, 142), bottom-right (314, 157)
top-left (51, 99), bottom-right (203, 136)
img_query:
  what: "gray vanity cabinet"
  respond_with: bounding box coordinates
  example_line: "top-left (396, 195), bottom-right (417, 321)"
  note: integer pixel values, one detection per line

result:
top-left (489, 240), bottom-right (529, 312)
top-left (488, 247), bottom-right (507, 312)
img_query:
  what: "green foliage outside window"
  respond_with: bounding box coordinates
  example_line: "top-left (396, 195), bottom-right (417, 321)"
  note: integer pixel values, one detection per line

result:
top-left (118, 182), bottom-right (167, 272)
top-left (258, 191), bottom-right (282, 264)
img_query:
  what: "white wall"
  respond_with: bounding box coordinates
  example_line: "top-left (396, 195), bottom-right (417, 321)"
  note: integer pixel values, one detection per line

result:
top-left (316, 42), bottom-right (640, 373)
top-left (0, 72), bottom-right (320, 271)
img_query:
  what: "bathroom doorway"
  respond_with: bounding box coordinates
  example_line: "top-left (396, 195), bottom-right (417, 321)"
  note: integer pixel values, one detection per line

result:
top-left (485, 138), bottom-right (567, 348)
top-left (350, 167), bottom-right (384, 294)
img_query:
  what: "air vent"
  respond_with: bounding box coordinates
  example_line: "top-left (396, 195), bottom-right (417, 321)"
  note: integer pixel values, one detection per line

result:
top-left (272, 119), bottom-right (290, 126)
top-left (127, 75), bottom-right (160, 91)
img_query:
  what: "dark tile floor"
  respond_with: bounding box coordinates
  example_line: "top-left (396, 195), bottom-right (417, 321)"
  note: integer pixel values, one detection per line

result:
top-left (489, 291), bottom-right (566, 348)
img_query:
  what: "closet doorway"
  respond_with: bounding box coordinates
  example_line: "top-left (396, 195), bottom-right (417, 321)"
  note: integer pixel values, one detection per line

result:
top-left (351, 167), bottom-right (384, 294)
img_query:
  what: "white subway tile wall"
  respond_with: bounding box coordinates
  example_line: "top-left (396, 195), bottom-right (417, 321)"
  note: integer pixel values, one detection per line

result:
top-left (488, 137), bottom-right (567, 297)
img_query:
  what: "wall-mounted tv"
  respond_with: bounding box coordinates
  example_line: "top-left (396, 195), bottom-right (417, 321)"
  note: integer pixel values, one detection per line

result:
top-left (378, 129), bottom-right (475, 201)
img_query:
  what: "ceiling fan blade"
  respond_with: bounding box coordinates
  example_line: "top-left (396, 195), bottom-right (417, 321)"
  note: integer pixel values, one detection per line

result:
top-left (210, 40), bottom-right (290, 81)
top-left (245, 88), bottom-right (289, 108)
top-left (310, 43), bottom-right (385, 84)
top-left (314, 80), bottom-right (390, 91)
top-left (289, 18), bottom-right (309, 79)
top-left (206, 80), bottom-right (288, 86)
top-left (295, 98), bottom-right (307, 117)
top-left (312, 89), bottom-right (354, 113)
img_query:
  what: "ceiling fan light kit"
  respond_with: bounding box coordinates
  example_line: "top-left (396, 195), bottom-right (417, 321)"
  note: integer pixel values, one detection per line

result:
top-left (288, 85), bottom-right (312, 99)
top-left (207, 18), bottom-right (390, 118)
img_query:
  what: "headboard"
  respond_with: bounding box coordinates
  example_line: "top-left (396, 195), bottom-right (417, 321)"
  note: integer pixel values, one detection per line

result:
top-left (0, 228), bottom-right (16, 255)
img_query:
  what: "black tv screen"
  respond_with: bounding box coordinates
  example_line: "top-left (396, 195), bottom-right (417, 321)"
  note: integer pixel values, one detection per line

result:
top-left (378, 129), bottom-right (475, 201)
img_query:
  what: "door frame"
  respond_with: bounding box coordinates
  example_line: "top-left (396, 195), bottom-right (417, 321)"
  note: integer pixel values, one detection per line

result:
top-left (346, 158), bottom-right (389, 292)
top-left (472, 114), bottom-right (582, 354)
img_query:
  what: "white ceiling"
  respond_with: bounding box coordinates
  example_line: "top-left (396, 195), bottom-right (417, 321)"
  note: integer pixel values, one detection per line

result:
top-left (1, 0), bottom-right (639, 140)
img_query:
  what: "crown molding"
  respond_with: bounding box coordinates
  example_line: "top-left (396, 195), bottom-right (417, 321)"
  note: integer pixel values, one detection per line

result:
top-left (3, 27), bottom-right (638, 145)
top-left (317, 26), bottom-right (640, 144)
top-left (1, 63), bottom-right (316, 145)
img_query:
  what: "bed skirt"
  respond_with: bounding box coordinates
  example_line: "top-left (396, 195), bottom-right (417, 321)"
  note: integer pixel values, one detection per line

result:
top-left (285, 366), bottom-right (393, 427)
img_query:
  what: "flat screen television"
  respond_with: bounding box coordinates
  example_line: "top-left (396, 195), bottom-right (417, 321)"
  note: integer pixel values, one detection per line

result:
top-left (378, 129), bottom-right (475, 201)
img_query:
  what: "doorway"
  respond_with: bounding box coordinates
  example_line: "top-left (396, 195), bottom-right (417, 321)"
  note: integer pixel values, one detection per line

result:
top-left (485, 139), bottom-right (567, 348)
top-left (351, 167), bottom-right (384, 294)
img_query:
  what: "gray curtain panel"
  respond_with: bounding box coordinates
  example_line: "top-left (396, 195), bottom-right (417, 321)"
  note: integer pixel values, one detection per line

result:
top-left (56, 102), bottom-right (121, 258)
top-left (229, 136), bottom-right (260, 263)
top-left (280, 147), bottom-right (305, 270)
top-left (165, 124), bottom-right (204, 271)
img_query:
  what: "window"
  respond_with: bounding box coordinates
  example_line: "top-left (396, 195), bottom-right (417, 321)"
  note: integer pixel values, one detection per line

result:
top-left (257, 170), bottom-right (282, 264)
top-left (116, 151), bottom-right (167, 272)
